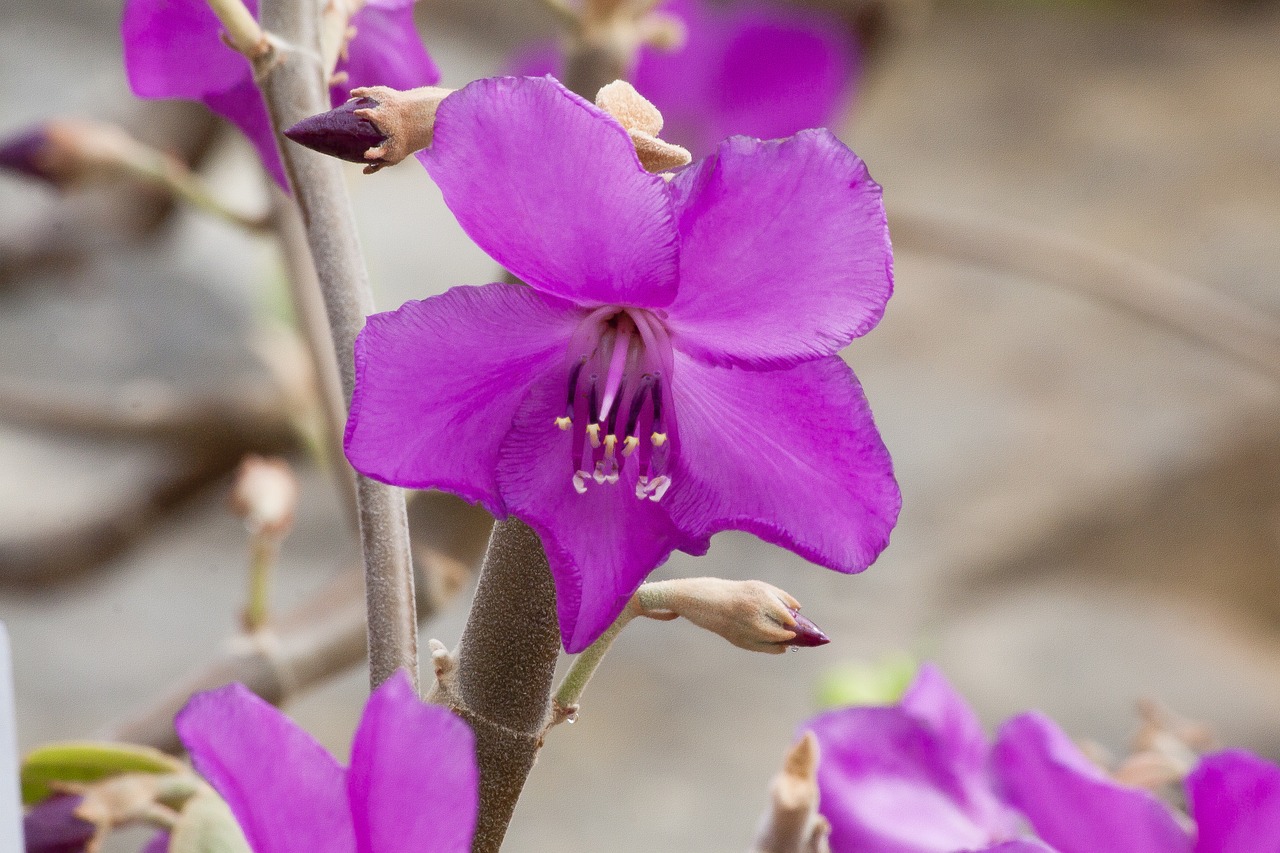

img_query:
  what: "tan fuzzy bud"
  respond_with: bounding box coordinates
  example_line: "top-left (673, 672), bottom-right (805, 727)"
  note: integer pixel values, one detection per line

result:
top-left (594, 80), bottom-right (692, 173)
top-left (754, 733), bottom-right (830, 853)
top-left (348, 86), bottom-right (451, 172)
top-left (634, 578), bottom-right (829, 653)
top-left (229, 456), bottom-right (299, 537)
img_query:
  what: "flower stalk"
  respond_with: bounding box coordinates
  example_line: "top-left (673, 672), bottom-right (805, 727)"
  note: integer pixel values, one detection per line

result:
top-left (245, 0), bottom-right (419, 691)
top-left (428, 520), bottom-right (561, 853)
top-left (202, 0), bottom-right (271, 60)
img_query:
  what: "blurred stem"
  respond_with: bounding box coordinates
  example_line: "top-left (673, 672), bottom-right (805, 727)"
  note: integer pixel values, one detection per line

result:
top-left (272, 190), bottom-right (360, 525)
top-left (242, 533), bottom-right (278, 632)
top-left (892, 207), bottom-right (1280, 383)
top-left (252, 0), bottom-right (418, 691)
top-left (203, 0), bottom-right (270, 59)
top-left (116, 145), bottom-right (273, 232)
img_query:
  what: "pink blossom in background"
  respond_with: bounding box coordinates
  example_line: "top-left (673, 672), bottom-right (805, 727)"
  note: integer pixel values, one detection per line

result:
top-left (343, 76), bottom-right (899, 653)
top-left (122, 0), bottom-right (439, 187)
top-left (807, 664), bottom-right (1280, 853)
top-left (175, 671), bottom-right (478, 853)
top-left (512, 0), bottom-right (859, 157)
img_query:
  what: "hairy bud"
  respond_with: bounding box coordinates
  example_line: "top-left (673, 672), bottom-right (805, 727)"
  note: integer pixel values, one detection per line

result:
top-left (283, 97), bottom-right (387, 164)
top-left (635, 577), bottom-right (829, 653)
top-left (228, 456), bottom-right (298, 538)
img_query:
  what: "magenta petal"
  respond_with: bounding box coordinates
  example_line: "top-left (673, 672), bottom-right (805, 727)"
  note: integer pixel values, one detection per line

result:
top-left (993, 713), bottom-right (1191, 853)
top-left (122, 0), bottom-right (250, 100)
top-left (668, 129), bottom-right (892, 368)
top-left (495, 370), bottom-right (707, 652)
top-left (809, 708), bottom-right (1005, 853)
top-left (335, 4), bottom-right (439, 103)
top-left (175, 684), bottom-right (354, 853)
top-left (348, 672), bottom-right (478, 853)
top-left (203, 78), bottom-right (288, 188)
top-left (418, 77), bottom-right (679, 309)
top-left (703, 4), bottom-right (857, 148)
top-left (142, 832), bottom-right (169, 853)
top-left (978, 843), bottom-right (1056, 853)
top-left (345, 284), bottom-right (578, 515)
top-left (901, 665), bottom-right (990, 781)
top-left (1186, 749), bottom-right (1280, 853)
top-left (664, 353), bottom-right (899, 575)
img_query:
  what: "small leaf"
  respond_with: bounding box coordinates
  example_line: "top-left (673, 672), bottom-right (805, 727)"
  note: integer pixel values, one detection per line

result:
top-left (21, 742), bottom-right (183, 805)
top-left (816, 653), bottom-right (918, 710)
top-left (170, 792), bottom-right (252, 853)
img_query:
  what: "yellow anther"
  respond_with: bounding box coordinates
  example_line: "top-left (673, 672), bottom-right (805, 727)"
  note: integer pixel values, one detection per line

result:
top-left (586, 423), bottom-right (601, 448)
top-left (651, 431), bottom-right (668, 447)
top-left (622, 436), bottom-right (640, 457)
top-left (555, 416), bottom-right (572, 431)
top-left (603, 434), bottom-right (618, 456)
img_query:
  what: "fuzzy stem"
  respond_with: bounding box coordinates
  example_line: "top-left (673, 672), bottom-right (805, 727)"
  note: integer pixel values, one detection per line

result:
top-left (892, 207), bottom-right (1280, 383)
top-left (253, 0), bottom-right (417, 691)
top-left (431, 520), bottom-right (561, 853)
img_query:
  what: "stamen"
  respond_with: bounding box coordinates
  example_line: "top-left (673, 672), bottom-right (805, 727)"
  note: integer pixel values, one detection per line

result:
top-left (651, 432), bottom-right (667, 446)
top-left (646, 475), bottom-right (671, 501)
top-left (555, 416), bottom-right (572, 431)
top-left (622, 436), bottom-right (640, 456)
top-left (603, 434), bottom-right (618, 457)
top-left (572, 471), bottom-right (589, 494)
top-left (586, 423), bottom-right (601, 448)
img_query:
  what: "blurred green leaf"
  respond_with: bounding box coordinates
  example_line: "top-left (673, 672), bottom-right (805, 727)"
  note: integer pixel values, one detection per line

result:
top-left (170, 792), bottom-right (252, 853)
top-left (816, 652), bottom-right (918, 710)
top-left (21, 742), bottom-right (183, 805)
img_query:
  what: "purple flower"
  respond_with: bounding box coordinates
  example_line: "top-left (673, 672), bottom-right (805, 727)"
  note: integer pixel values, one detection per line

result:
top-left (343, 75), bottom-right (899, 652)
top-left (122, 0), bottom-right (439, 187)
top-left (175, 671), bottom-right (478, 853)
top-left (512, 0), bottom-right (859, 157)
top-left (807, 664), bottom-right (1280, 853)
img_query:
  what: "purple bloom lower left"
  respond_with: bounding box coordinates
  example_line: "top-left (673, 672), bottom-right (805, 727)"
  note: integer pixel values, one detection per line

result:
top-left (175, 671), bottom-right (477, 853)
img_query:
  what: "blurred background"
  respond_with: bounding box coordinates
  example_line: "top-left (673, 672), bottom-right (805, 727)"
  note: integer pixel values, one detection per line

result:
top-left (2, 0), bottom-right (1280, 849)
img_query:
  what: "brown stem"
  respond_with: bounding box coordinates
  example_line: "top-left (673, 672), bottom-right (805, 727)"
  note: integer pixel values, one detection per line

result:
top-left (429, 520), bottom-right (560, 853)
top-left (252, 0), bottom-right (418, 691)
top-left (891, 207), bottom-right (1280, 383)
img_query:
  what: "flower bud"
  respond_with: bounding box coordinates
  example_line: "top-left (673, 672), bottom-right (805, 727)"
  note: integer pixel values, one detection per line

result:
top-left (283, 97), bottom-right (387, 164)
top-left (0, 120), bottom-right (151, 188)
top-left (0, 127), bottom-right (51, 182)
top-left (594, 80), bottom-right (691, 173)
top-left (23, 795), bottom-right (97, 853)
top-left (635, 577), bottom-right (830, 654)
top-left (228, 456), bottom-right (298, 537)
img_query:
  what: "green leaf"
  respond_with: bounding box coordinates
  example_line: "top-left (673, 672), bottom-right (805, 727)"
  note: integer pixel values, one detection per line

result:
top-left (21, 742), bottom-right (183, 805)
top-left (816, 653), bottom-right (918, 710)
top-left (170, 792), bottom-right (252, 853)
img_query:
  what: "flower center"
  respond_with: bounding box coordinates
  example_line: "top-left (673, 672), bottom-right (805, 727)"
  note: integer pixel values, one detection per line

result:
top-left (556, 307), bottom-right (675, 500)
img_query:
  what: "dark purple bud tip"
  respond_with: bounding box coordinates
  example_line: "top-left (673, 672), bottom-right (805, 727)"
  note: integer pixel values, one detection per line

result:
top-left (785, 609), bottom-right (830, 648)
top-left (284, 97), bottom-right (387, 164)
top-left (24, 794), bottom-right (97, 853)
top-left (0, 126), bottom-right (53, 182)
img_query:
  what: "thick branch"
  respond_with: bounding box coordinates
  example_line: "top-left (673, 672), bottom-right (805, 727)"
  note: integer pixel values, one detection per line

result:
top-left (253, 0), bottom-right (417, 690)
top-left (429, 520), bottom-right (560, 853)
top-left (891, 207), bottom-right (1280, 383)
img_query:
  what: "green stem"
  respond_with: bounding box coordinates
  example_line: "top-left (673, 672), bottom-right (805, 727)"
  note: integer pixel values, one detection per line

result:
top-left (551, 602), bottom-right (638, 713)
top-left (242, 533), bottom-right (277, 632)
